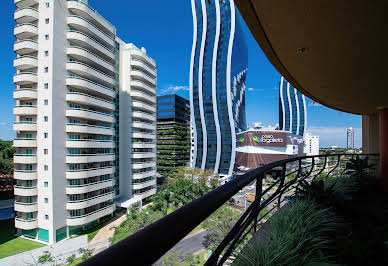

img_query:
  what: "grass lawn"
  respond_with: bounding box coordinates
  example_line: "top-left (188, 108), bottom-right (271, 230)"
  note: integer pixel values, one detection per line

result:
top-left (66, 257), bottom-right (83, 266)
top-left (0, 219), bottom-right (44, 259)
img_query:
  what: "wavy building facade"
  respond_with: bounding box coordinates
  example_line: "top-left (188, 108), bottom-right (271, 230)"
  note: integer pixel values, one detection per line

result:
top-left (190, 0), bottom-right (248, 177)
top-left (279, 76), bottom-right (307, 137)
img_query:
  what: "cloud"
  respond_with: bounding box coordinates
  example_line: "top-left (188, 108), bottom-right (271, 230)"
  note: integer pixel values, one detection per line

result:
top-left (308, 102), bottom-right (323, 107)
top-left (247, 87), bottom-right (264, 92)
top-left (160, 85), bottom-right (189, 94)
top-left (307, 127), bottom-right (361, 148)
top-left (0, 122), bottom-right (7, 126)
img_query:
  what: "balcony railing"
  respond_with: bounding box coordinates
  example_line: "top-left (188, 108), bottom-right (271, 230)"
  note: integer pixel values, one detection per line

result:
top-left (84, 153), bottom-right (380, 265)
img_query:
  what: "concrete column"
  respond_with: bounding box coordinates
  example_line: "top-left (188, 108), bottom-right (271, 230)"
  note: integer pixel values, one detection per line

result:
top-left (362, 113), bottom-right (380, 154)
top-left (379, 109), bottom-right (388, 191)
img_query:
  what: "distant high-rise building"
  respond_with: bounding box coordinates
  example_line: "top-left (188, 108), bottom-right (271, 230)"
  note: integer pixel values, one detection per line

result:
top-left (190, 0), bottom-right (248, 176)
top-left (304, 133), bottom-right (320, 156)
top-left (279, 77), bottom-right (307, 136)
top-left (347, 127), bottom-right (355, 148)
top-left (157, 95), bottom-right (190, 180)
top-left (12, 0), bottom-right (157, 244)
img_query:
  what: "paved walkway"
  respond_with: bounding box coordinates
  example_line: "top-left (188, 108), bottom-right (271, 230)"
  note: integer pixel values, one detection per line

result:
top-left (90, 212), bottom-right (127, 244)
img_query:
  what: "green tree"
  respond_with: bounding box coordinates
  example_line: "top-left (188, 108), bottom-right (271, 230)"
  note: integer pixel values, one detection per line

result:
top-left (202, 206), bottom-right (241, 251)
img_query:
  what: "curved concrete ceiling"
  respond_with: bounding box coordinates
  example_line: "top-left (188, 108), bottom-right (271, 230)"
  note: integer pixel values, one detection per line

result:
top-left (235, 0), bottom-right (388, 114)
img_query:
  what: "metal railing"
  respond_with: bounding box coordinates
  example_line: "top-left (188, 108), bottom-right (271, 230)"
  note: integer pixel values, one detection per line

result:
top-left (83, 153), bottom-right (379, 265)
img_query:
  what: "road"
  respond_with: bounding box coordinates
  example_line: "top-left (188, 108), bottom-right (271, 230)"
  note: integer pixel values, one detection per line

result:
top-left (153, 230), bottom-right (207, 265)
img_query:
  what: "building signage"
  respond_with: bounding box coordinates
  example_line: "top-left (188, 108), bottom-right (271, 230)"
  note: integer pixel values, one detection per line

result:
top-left (253, 135), bottom-right (284, 144)
top-left (236, 131), bottom-right (287, 147)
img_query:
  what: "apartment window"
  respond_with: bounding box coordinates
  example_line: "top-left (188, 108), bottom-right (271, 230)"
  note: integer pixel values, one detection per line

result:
top-left (45, 34), bottom-right (49, 40)
top-left (44, 83), bottom-right (48, 89)
top-left (44, 133), bottom-right (48, 138)
top-left (44, 165), bottom-right (48, 171)
top-left (44, 67), bottom-right (48, 73)
top-left (44, 198), bottom-right (48, 203)
top-left (45, 2), bottom-right (49, 7)
top-left (44, 51), bottom-right (49, 56)
top-left (44, 149), bottom-right (48, 155)
top-left (44, 181), bottom-right (48, 187)
top-left (44, 99), bottom-right (48, 105)
top-left (45, 18), bottom-right (49, 24)
top-left (45, 215), bottom-right (49, 220)
top-left (44, 116), bottom-right (48, 122)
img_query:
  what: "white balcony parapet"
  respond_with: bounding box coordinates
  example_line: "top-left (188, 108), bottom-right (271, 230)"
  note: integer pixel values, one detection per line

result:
top-left (132, 161), bottom-right (156, 169)
top-left (66, 139), bottom-right (114, 149)
top-left (66, 108), bottom-right (114, 123)
top-left (131, 80), bottom-right (156, 95)
top-left (14, 56), bottom-right (38, 70)
top-left (14, 7), bottom-right (38, 24)
top-left (14, 40), bottom-right (38, 55)
top-left (13, 138), bottom-right (37, 148)
top-left (132, 179), bottom-right (156, 190)
top-left (132, 143), bottom-right (156, 149)
top-left (66, 61), bottom-right (115, 88)
top-left (14, 23), bottom-right (38, 40)
top-left (14, 154), bottom-right (37, 164)
top-left (14, 0), bottom-right (39, 9)
top-left (14, 186), bottom-right (37, 197)
top-left (14, 121), bottom-right (37, 132)
top-left (131, 59), bottom-right (156, 78)
top-left (66, 192), bottom-right (114, 210)
top-left (132, 170), bottom-right (156, 180)
top-left (131, 153), bottom-right (156, 159)
top-left (66, 92), bottom-right (114, 111)
top-left (66, 153), bottom-right (114, 164)
top-left (133, 188), bottom-right (156, 200)
top-left (13, 88), bottom-right (37, 100)
top-left (131, 132), bottom-right (156, 140)
top-left (66, 166), bottom-right (115, 179)
top-left (13, 72), bottom-right (37, 85)
top-left (132, 121), bottom-right (156, 131)
top-left (66, 179), bottom-right (113, 194)
top-left (131, 49), bottom-right (156, 68)
top-left (66, 123), bottom-right (114, 136)
top-left (132, 101), bottom-right (156, 113)
top-left (14, 202), bottom-right (38, 212)
top-left (66, 204), bottom-right (115, 226)
top-left (131, 70), bottom-right (156, 86)
top-left (13, 105), bottom-right (37, 116)
top-left (130, 90), bottom-right (156, 104)
top-left (15, 217), bottom-right (38, 230)
top-left (14, 170), bottom-right (37, 180)
top-left (132, 110), bottom-right (155, 122)
top-left (66, 76), bottom-right (115, 98)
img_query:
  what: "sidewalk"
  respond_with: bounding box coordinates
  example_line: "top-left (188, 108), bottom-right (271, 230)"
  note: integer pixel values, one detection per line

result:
top-left (90, 212), bottom-right (127, 244)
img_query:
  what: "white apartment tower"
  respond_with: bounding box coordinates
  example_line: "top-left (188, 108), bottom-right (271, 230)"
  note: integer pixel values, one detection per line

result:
top-left (304, 133), bottom-right (320, 156)
top-left (13, 0), bottom-right (157, 244)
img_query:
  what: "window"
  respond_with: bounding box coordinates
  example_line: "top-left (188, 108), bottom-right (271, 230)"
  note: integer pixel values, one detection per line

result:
top-left (44, 83), bottom-right (48, 89)
top-left (26, 133), bottom-right (32, 139)
top-left (44, 51), bottom-right (49, 56)
top-left (44, 149), bottom-right (48, 155)
top-left (44, 198), bottom-right (48, 203)
top-left (44, 99), bottom-right (48, 105)
top-left (44, 165), bottom-right (48, 171)
top-left (44, 133), bottom-right (48, 138)
top-left (44, 67), bottom-right (48, 73)
top-left (45, 34), bottom-right (49, 40)
top-left (45, 18), bottom-right (49, 24)
top-left (44, 116), bottom-right (48, 122)
top-left (45, 215), bottom-right (49, 220)
top-left (44, 181), bottom-right (48, 187)
top-left (45, 2), bottom-right (49, 7)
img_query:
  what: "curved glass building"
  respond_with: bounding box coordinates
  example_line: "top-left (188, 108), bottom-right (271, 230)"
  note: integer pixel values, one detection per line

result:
top-left (279, 76), bottom-right (307, 136)
top-left (190, 0), bottom-right (248, 176)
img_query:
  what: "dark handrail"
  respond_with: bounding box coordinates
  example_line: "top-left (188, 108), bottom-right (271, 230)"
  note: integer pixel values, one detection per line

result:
top-left (82, 153), bottom-right (379, 265)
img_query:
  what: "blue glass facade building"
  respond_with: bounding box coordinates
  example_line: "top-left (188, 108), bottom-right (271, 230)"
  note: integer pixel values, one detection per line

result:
top-left (190, 0), bottom-right (248, 176)
top-left (279, 76), bottom-right (307, 136)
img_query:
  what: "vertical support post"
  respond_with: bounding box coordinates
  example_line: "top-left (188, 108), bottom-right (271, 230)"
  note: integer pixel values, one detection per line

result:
top-left (379, 108), bottom-right (388, 192)
top-left (277, 164), bottom-right (286, 208)
top-left (254, 174), bottom-right (263, 232)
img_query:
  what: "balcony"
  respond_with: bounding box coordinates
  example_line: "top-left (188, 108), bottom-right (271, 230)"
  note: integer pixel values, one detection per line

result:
top-left (66, 153), bottom-right (114, 164)
top-left (132, 161), bottom-right (156, 169)
top-left (67, 16), bottom-right (115, 50)
top-left (66, 139), bottom-right (114, 149)
top-left (132, 179), bottom-right (156, 190)
top-left (132, 110), bottom-right (155, 122)
top-left (132, 121), bottom-right (156, 131)
top-left (132, 101), bottom-right (156, 113)
top-left (13, 105), bottom-right (37, 116)
top-left (13, 121), bottom-right (37, 132)
top-left (132, 170), bottom-right (156, 180)
top-left (131, 80), bottom-right (156, 96)
top-left (15, 217), bottom-right (37, 230)
top-left (66, 0), bottom-right (115, 37)
top-left (131, 60), bottom-right (156, 79)
top-left (67, 46), bottom-right (115, 75)
top-left (131, 153), bottom-right (155, 159)
top-left (14, 23), bottom-right (38, 40)
top-left (130, 90), bottom-right (156, 104)
top-left (13, 88), bottom-right (37, 100)
top-left (66, 166), bottom-right (115, 179)
top-left (66, 192), bottom-right (114, 210)
top-left (66, 179), bottom-right (113, 195)
top-left (14, 154), bottom-right (37, 164)
top-left (66, 76), bottom-right (115, 98)
top-left (66, 123), bottom-right (114, 136)
top-left (14, 7), bottom-right (38, 24)
top-left (131, 70), bottom-right (156, 86)
top-left (14, 170), bottom-right (37, 180)
top-left (131, 49), bottom-right (156, 68)
top-left (133, 187), bottom-right (156, 200)
top-left (14, 202), bottom-right (38, 213)
top-left (66, 108), bottom-right (114, 123)
top-left (14, 40), bottom-right (38, 55)
top-left (66, 92), bottom-right (114, 111)
top-left (13, 138), bottom-right (37, 148)
top-left (14, 186), bottom-right (37, 197)
top-left (132, 142), bottom-right (155, 149)
top-left (14, 0), bottom-right (39, 8)
top-left (13, 72), bottom-right (37, 85)
top-left (66, 204), bottom-right (115, 226)
top-left (131, 132), bottom-right (156, 140)
top-left (14, 56), bottom-right (37, 70)
top-left (67, 31), bottom-right (114, 62)
top-left (66, 61), bottom-right (115, 88)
